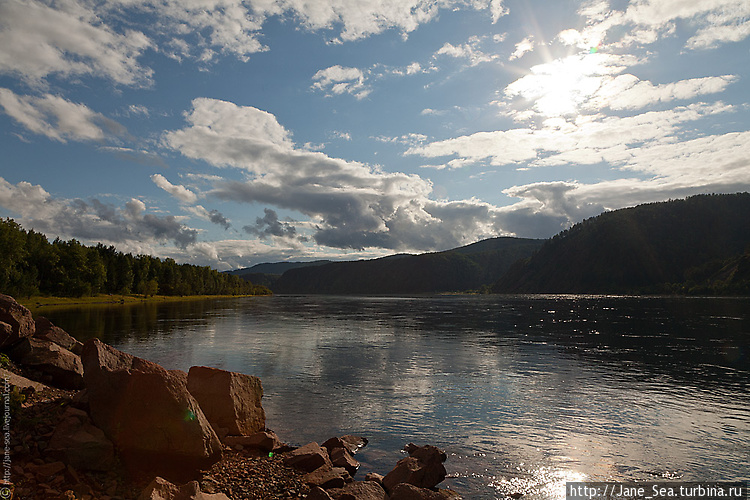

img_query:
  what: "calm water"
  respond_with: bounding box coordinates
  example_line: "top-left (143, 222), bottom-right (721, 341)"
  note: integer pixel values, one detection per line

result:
top-left (45, 295), bottom-right (750, 499)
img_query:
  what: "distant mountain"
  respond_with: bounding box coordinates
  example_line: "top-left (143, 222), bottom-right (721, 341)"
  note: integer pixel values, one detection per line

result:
top-left (227, 260), bottom-right (333, 276)
top-left (272, 237), bottom-right (544, 294)
top-left (493, 193), bottom-right (750, 294)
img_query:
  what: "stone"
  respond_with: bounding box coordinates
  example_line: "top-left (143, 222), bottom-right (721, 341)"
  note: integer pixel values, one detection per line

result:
top-left (45, 406), bottom-right (115, 471)
top-left (32, 460), bottom-right (66, 479)
top-left (307, 485), bottom-right (334, 500)
top-left (283, 442), bottom-right (330, 473)
top-left (186, 366), bottom-right (265, 437)
top-left (0, 294), bottom-right (35, 348)
top-left (8, 337), bottom-right (83, 389)
top-left (223, 430), bottom-right (283, 452)
top-left (382, 444), bottom-right (447, 492)
top-left (302, 463), bottom-right (350, 489)
top-left (330, 446), bottom-right (360, 477)
top-left (0, 367), bottom-right (48, 392)
top-left (138, 477), bottom-right (231, 500)
top-left (82, 339), bottom-right (221, 481)
top-left (34, 317), bottom-right (83, 355)
top-left (331, 481), bottom-right (388, 500)
top-left (322, 435), bottom-right (368, 455)
top-left (364, 472), bottom-right (384, 484)
top-left (389, 483), bottom-right (463, 500)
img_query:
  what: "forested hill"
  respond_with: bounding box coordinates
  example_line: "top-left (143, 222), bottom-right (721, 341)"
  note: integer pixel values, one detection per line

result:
top-left (272, 237), bottom-right (544, 294)
top-left (0, 218), bottom-right (271, 298)
top-left (493, 193), bottom-right (750, 295)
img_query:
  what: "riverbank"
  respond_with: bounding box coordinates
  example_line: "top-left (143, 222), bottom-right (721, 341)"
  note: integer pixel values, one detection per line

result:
top-left (17, 293), bottom-right (266, 313)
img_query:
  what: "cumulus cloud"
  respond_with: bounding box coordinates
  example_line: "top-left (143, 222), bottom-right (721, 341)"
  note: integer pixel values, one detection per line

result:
top-left (163, 97), bottom-right (524, 251)
top-left (185, 205), bottom-right (231, 230)
top-left (243, 208), bottom-right (300, 240)
top-left (509, 36), bottom-right (535, 61)
top-left (435, 36), bottom-right (498, 66)
top-left (151, 174), bottom-right (199, 204)
top-left (0, 177), bottom-right (198, 249)
top-left (312, 65), bottom-right (370, 99)
top-left (0, 0), bottom-right (151, 86)
top-left (0, 88), bottom-right (127, 142)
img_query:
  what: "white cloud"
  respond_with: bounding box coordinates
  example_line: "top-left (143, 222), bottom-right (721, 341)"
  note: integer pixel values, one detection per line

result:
top-left (312, 65), bottom-right (370, 99)
top-left (150, 174), bottom-right (199, 204)
top-left (0, 177), bottom-right (199, 249)
top-left (509, 36), bottom-right (535, 61)
top-left (435, 36), bottom-right (498, 66)
top-left (0, 88), bottom-right (126, 142)
top-left (163, 97), bottom-right (525, 251)
top-left (0, 0), bottom-right (152, 86)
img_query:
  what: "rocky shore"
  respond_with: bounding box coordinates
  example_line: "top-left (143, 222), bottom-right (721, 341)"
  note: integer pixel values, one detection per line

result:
top-left (0, 294), bottom-right (462, 500)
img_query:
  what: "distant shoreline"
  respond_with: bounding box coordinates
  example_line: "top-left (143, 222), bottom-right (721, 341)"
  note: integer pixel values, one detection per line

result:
top-left (16, 293), bottom-right (264, 312)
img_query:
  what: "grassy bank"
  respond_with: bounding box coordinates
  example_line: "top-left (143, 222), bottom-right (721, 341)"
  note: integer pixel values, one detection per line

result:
top-left (17, 293), bottom-right (263, 313)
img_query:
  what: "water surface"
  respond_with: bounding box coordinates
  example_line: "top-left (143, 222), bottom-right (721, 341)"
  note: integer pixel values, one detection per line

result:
top-left (46, 295), bottom-right (750, 499)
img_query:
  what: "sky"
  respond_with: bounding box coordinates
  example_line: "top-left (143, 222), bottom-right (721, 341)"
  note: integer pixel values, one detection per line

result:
top-left (1, 0), bottom-right (749, 270)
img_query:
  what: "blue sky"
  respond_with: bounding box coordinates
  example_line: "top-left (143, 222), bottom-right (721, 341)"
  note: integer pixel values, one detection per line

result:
top-left (1, 0), bottom-right (749, 270)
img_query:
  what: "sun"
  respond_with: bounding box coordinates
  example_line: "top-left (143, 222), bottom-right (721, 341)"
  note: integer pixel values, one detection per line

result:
top-left (505, 52), bottom-right (613, 118)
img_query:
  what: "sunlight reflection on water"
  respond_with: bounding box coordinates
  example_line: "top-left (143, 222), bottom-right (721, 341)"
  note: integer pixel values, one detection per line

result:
top-left (46, 295), bottom-right (750, 499)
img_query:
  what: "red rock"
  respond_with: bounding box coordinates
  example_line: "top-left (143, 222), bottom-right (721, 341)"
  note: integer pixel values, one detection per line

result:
top-left (223, 430), bottom-right (283, 452)
top-left (283, 442), bottom-right (330, 473)
top-left (330, 446), bottom-right (360, 476)
top-left (303, 463), bottom-right (350, 489)
top-left (46, 407), bottom-right (115, 471)
top-left (332, 480), bottom-right (388, 500)
top-left (307, 485), bottom-right (334, 500)
top-left (8, 337), bottom-right (84, 389)
top-left (389, 483), bottom-right (462, 499)
top-left (33, 460), bottom-right (66, 478)
top-left (382, 444), bottom-right (447, 492)
top-left (322, 435), bottom-right (368, 455)
top-left (364, 472), bottom-right (384, 484)
top-left (138, 476), bottom-right (232, 500)
top-left (0, 294), bottom-right (35, 348)
top-left (186, 366), bottom-right (265, 437)
top-left (34, 317), bottom-right (83, 355)
top-left (82, 339), bottom-right (221, 481)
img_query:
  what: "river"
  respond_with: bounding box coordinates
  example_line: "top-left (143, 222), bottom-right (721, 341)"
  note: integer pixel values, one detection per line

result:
top-left (44, 295), bottom-right (750, 499)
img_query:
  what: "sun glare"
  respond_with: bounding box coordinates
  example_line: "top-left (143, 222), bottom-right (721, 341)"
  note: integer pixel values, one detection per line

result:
top-left (506, 53), bottom-right (615, 118)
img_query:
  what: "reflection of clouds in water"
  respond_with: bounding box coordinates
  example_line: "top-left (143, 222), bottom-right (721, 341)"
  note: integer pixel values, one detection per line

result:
top-left (46, 295), bottom-right (750, 498)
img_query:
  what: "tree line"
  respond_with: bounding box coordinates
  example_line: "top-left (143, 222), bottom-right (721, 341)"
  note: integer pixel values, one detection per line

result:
top-left (0, 218), bottom-right (271, 298)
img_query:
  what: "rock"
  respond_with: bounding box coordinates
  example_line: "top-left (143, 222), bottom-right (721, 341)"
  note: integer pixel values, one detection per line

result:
top-left (364, 472), bottom-right (384, 484)
top-left (322, 435), bottom-right (368, 455)
top-left (223, 430), bottom-right (283, 452)
top-left (0, 367), bottom-right (48, 392)
top-left (283, 442), bottom-right (330, 473)
top-left (45, 406), bottom-right (115, 471)
top-left (382, 444), bottom-right (447, 492)
top-left (302, 463), bottom-right (350, 489)
top-left (330, 446), bottom-right (360, 477)
top-left (8, 337), bottom-right (84, 389)
top-left (32, 460), bottom-right (66, 480)
top-left (307, 485), bottom-right (335, 500)
top-left (330, 480), bottom-right (388, 500)
top-left (389, 483), bottom-right (462, 500)
top-left (34, 317), bottom-right (83, 355)
top-left (0, 294), bottom-right (35, 348)
top-left (186, 366), bottom-right (265, 437)
top-left (82, 339), bottom-right (221, 481)
top-left (138, 477), bottom-right (232, 500)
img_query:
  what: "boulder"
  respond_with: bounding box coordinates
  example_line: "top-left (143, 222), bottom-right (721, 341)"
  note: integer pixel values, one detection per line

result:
top-left (8, 337), bottom-right (83, 389)
top-left (389, 483), bottom-right (462, 500)
top-left (330, 446), bottom-right (360, 477)
top-left (382, 444), bottom-right (447, 492)
top-left (82, 339), bottom-right (221, 480)
top-left (0, 367), bottom-right (47, 392)
top-left (0, 294), bottom-right (35, 348)
top-left (34, 317), bottom-right (83, 355)
top-left (307, 486), bottom-right (334, 500)
top-left (187, 366), bottom-right (265, 437)
top-left (283, 442), bottom-right (330, 473)
top-left (329, 480), bottom-right (388, 500)
top-left (46, 407), bottom-right (115, 471)
top-left (223, 430), bottom-right (283, 452)
top-left (138, 477), bottom-right (231, 500)
top-left (322, 435), bottom-right (368, 455)
top-left (302, 463), bottom-right (350, 489)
